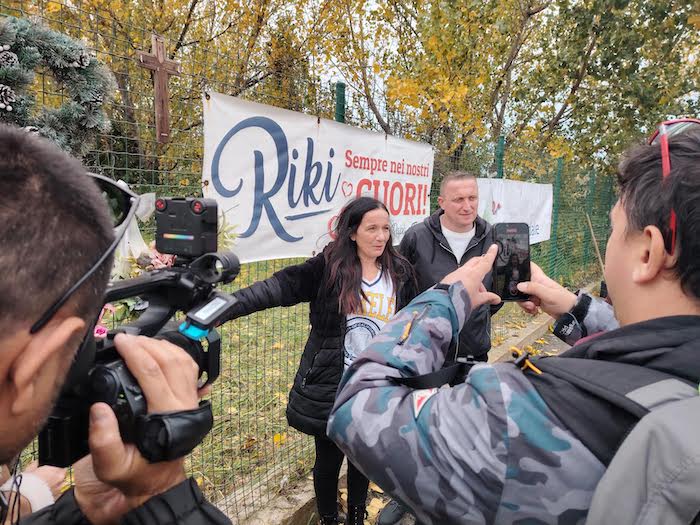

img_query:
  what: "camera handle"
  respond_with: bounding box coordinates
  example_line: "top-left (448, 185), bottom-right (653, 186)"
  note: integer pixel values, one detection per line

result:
top-left (135, 400), bottom-right (214, 462)
top-left (105, 269), bottom-right (179, 301)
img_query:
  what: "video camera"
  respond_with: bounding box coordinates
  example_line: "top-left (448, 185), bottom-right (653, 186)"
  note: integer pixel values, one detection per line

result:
top-left (38, 193), bottom-right (241, 467)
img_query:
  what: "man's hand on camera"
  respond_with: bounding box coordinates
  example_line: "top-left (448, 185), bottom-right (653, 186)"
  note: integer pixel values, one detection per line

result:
top-left (516, 262), bottom-right (577, 317)
top-left (440, 244), bottom-right (502, 309)
top-left (74, 334), bottom-right (200, 525)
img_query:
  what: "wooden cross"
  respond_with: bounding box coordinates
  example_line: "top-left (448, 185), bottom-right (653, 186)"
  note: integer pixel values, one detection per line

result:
top-left (138, 34), bottom-right (181, 144)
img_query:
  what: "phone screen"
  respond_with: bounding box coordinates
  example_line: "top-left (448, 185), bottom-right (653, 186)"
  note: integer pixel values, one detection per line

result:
top-left (493, 223), bottom-right (531, 301)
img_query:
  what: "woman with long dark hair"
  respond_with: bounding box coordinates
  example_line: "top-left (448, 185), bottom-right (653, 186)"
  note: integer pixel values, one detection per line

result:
top-left (223, 197), bottom-right (418, 525)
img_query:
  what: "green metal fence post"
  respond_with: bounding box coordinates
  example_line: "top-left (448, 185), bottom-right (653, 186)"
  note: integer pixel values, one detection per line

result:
top-left (495, 135), bottom-right (505, 178)
top-left (334, 82), bottom-right (346, 123)
top-left (583, 172), bottom-right (597, 268)
top-left (604, 176), bottom-right (615, 233)
top-left (549, 158), bottom-right (563, 278)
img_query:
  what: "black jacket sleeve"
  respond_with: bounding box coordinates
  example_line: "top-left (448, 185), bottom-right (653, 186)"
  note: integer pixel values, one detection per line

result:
top-left (222, 252), bottom-right (325, 322)
top-left (19, 478), bottom-right (230, 525)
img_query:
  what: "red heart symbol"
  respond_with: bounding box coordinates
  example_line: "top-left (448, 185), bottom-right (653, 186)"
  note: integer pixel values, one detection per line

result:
top-left (342, 181), bottom-right (353, 197)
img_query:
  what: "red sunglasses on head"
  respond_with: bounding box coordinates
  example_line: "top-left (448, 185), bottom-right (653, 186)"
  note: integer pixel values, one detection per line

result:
top-left (647, 118), bottom-right (700, 255)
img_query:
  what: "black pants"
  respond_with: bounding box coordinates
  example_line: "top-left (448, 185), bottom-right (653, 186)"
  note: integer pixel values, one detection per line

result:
top-left (313, 436), bottom-right (369, 516)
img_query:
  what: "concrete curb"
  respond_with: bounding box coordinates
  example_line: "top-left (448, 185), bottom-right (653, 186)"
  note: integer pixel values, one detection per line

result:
top-left (236, 466), bottom-right (347, 525)
top-left (488, 312), bottom-right (554, 364)
top-left (233, 481), bottom-right (317, 525)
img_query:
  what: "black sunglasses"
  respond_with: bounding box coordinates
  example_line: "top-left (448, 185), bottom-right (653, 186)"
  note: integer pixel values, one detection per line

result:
top-left (30, 174), bottom-right (140, 334)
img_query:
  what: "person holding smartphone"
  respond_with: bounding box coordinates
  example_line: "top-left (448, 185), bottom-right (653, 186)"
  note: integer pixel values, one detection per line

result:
top-left (383, 171), bottom-right (501, 525)
top-left (328, 125), bottom-right (700, 524)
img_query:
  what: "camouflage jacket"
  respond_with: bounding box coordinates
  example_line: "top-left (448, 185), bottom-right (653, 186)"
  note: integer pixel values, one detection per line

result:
top-left (327, 283), bottom-right (605, 525)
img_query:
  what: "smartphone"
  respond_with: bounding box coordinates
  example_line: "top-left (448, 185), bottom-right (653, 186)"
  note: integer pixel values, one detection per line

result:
top-left (493, 223), bottom-right (531, 301)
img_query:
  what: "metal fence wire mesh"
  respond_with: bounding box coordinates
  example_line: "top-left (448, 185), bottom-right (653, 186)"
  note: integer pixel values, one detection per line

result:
top-left (3, 2), bottom-right (614, 521)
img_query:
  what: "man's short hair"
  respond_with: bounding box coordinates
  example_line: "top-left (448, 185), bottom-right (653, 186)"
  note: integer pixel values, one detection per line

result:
top-left (617, 129), bottom-right (700, 301)
top-left (0, 125), bottom-right (115, 332)
top-left (439, 171), bottom-right (477, 196)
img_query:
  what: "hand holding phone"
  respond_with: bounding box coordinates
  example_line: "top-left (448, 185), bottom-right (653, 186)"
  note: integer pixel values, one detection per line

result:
top-left (493, 223), bottom-right (531, 301)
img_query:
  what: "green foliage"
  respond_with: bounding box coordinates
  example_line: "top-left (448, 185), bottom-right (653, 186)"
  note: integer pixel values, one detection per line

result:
top-left (322, 0), bottom-right (699, 178)
top-left (0, 16), bottom-right (116, 156)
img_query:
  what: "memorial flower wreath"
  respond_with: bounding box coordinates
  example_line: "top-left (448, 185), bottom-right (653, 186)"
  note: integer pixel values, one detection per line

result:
top-left (0, 15), bottom-right (115, 156)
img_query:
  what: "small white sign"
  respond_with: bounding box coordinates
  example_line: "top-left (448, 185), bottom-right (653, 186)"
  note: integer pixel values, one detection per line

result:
top-left (477, 178), bottom-right (553, 244)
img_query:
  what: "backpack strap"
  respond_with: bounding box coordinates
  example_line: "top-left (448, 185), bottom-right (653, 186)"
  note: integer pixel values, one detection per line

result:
top-left (533, 356), bottom-right (697, 414)
top-left (389, 360), bottom-right (476, 389)
top-left (527, 356), bottom-right (698, 466)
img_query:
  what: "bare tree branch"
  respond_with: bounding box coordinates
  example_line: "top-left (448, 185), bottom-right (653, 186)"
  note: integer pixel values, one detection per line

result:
top-left (488, 2), bottom-right (550, 140)
top-left (171, 0), bottom-right (201, 58)
top-left (510, 94), bottom-right (548, 138)
top-left (526, 2), bottom-right (550, 16)
top-left (388, 0), bottom-right (420, 40)
top-left (540, 15), bottom-right (600, 140)
top-left (234, 0), bottom-right (272, 92)
top-left (179, 19), bottom-right (237, 49)
top-left (344, 1), bottom-right (391, 134)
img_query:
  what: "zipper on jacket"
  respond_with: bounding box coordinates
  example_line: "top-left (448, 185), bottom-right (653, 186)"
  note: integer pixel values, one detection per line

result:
top-left (438, 242), bottom-right (459, 265)
top-left (398, 305), bottom-right (431, 345)
top-left (459, 232), bottom-right (488, 264)
top-left (301, 352), bottom-right (319, 388)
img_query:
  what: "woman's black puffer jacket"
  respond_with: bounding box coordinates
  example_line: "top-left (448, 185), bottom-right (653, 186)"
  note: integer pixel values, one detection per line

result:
top-left (224, 247), bottom-right (418, 436)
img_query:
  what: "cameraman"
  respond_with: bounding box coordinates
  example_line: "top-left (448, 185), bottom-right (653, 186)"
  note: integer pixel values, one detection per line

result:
top-left (327, 126), bottom-right (700, 524)
top-left (0, 125), bottom-right (230, 525)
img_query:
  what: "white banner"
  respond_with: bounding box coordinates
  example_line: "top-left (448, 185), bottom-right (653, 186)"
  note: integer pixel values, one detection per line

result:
top-left (477, 178), bottom-right (553, 244)
top-left (202, 92), bottom-right (434, 263)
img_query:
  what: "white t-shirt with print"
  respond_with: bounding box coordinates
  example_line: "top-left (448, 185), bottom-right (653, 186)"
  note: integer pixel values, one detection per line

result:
top-left (442, 224), bottom-right (475, 262)
top-left (343, 270), bottom-right (395, 370)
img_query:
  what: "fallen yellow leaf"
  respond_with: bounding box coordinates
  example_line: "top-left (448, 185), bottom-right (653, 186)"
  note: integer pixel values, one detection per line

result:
top-left (369, 482), bottom-right (384, 494)
top-left (366, 497), bottom-right (384, 520)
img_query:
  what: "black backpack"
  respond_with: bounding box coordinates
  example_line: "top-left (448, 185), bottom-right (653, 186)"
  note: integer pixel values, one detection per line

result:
top-left (392, 356), bottom-right (700, 524)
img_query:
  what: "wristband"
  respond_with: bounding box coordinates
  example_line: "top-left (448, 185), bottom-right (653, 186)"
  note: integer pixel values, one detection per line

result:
top-left (434, 283), bottom-right (451, 292)
top-left (570, 292), bottom-right (593, 325)
top-left (553, 293), bottom-right (592, 345)
top-left (0, 472), bottom-right (55, 512)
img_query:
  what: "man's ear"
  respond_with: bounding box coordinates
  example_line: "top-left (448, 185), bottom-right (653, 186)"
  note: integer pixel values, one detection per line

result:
top-left (10, 316), bottom-right (85, 415)
top-left (631, 225), bottom-right (672, 284)
top-left (437, 195), bottom-right (445, 209)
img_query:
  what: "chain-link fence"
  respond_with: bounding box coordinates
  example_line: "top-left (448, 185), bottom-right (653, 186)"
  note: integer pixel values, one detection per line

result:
top-left (2, 2), bottom-right (614, 521)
